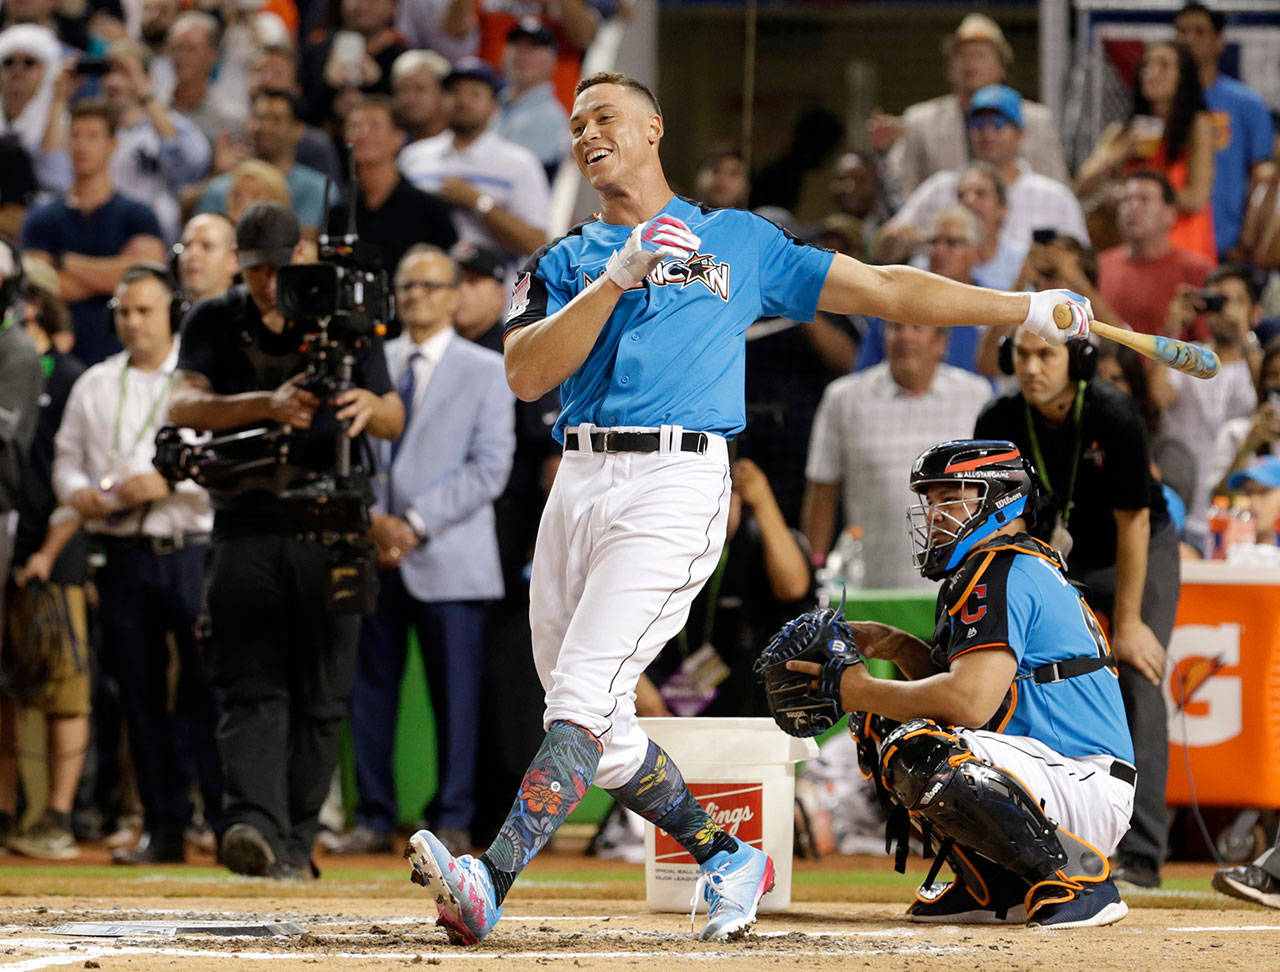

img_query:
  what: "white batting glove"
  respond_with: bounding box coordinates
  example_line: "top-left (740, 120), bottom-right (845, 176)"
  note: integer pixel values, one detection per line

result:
top-left (605, 215), bottom-right (701, 290)
top-left (1021, 289), bottom-right (1092, 345)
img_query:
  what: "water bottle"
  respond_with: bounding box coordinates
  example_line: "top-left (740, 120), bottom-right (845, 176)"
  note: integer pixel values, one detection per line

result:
top-left (836, 525), bottom-right (866, 591)
top-left (1208, 497), bottom-right (1231, 560)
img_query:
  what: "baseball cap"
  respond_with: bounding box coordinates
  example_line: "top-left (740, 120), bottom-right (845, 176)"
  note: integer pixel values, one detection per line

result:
top-left (1227, 456), bottom-right (1280, 492)
top-left (450, 241), bottom-right (506, 282)
top-left (968, 84), bottom-right (1023, 128)
top-left (507, 17), bottom-right (556, 49)
top-left (235, 201), bottom-right (300, 269)
top-left (443, 56), bottom-right (502, 93)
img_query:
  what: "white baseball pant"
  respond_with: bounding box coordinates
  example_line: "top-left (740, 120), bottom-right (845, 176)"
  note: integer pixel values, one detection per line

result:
top-left (530, 424), bottom-right (731, 790)
top-left (958, 728), bottom-right (1136, 856)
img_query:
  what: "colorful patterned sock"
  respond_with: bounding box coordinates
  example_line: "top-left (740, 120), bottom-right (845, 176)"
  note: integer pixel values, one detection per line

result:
top-left (606, 740), bottom-right (737, 865)
top-left (479, 720), bottom-right (603, 904)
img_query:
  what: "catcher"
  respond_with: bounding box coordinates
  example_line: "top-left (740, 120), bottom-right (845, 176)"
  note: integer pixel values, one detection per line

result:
top-left (759, 439), bottom-right (1135, 928)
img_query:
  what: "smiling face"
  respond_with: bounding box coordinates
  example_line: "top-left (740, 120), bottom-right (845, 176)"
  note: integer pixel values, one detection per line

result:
top-left (570, 82), bottom-right (663, 194)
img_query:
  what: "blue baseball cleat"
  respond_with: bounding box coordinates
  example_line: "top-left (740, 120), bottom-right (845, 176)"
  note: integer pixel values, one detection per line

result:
top-left (405, 829), bottom-right (503, 944)
top-left (1026, 876), bottom-right (1128, 929)
top-left (691, 843), bottom-right (775, 941)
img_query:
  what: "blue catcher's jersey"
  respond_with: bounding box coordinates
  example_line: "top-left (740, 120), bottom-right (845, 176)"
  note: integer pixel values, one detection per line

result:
top-left (503, 195), bottom-right (835, 442)
top-left (932, 535), bottom-right (1135, 763)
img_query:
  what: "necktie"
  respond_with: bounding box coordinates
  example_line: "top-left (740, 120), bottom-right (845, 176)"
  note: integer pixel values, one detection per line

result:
top-left (391, 351), bottom-right (422, 463)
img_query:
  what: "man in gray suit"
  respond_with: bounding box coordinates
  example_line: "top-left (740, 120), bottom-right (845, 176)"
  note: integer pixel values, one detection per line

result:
top-left (331, 245), bottom-right (515, 855)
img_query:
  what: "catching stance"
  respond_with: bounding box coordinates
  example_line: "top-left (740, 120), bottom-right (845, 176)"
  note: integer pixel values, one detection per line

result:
top-left (405, 70), bottom-right (1093, 945)
top-left (765, 440), bottom-right (1135, 928)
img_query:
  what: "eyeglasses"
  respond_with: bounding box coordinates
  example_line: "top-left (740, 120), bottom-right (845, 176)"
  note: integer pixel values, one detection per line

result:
top-left (967, 114), bottom-right (1013, 132)
top-left (927, 235), bottom-right (972, 248)
top-left (396, 280), bottom-right (455, 293)
top-left (1, 56), bottom-right (39, 69)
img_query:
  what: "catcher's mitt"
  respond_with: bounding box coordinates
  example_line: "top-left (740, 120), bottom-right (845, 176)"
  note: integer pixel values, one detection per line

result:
top-left (754, 607), bottom-right (863, 737)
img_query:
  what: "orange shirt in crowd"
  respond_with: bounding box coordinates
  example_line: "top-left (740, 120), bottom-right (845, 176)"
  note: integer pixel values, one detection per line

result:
top-left (475, 1), bottom-right (585, 112)
top-left (1097, 244), bottom-right (1214, 341)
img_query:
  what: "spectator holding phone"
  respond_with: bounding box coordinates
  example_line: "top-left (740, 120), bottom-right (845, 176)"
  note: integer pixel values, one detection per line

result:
top-left (1207, 336), bottom-right (1280, 502)
top-left (1150, 263), bottom-right (1261, 551)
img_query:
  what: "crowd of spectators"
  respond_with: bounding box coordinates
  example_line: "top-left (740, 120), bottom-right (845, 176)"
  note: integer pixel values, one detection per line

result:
top-left (0, 1), bottom-right (1279, 893)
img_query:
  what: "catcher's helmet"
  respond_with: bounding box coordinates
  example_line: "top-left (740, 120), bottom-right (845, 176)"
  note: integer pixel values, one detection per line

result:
top-left (907, 440), bottom-right (1038, 580)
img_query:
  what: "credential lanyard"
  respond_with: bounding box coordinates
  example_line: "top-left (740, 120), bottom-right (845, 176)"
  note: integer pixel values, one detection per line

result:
top-left (112, 362), bottom-right (175, 457)
top-left (1024, 381), bottom-right (1086, 526)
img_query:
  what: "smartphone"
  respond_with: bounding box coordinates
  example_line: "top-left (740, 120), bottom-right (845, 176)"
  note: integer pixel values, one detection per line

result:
top-left (330, 31), bottom-right (365, 87)
top-left (1032, 228), bottom-right (1057, 246)
top-left (75, 57), bottom-right (111, 77)
top-left (1194, 290), bottom-right (1227, 313)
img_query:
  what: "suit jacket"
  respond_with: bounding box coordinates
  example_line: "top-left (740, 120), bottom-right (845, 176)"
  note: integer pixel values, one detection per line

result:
top-left (889, 93), bottom-right (1069, 196)
top-left (375, 332), bottom-right (516, 602)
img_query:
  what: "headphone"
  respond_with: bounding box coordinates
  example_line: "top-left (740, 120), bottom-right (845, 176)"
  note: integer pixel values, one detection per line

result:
top-left (108, 263), bottom-right (190, 335)
top-left (997, 333), bottom-right (1098, 382)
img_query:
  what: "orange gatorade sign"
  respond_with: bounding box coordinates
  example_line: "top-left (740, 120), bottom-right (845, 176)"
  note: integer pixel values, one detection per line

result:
top-left (1165, 563), bottom-right (1280, 807)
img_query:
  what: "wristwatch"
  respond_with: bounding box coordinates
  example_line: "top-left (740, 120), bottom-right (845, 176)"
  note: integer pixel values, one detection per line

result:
top-left (473, 193), bottom-right (496, 216)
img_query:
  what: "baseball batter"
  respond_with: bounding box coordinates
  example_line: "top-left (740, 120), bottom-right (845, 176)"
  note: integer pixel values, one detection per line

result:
top-left (405, 70), bottom-right (1093, 944)
top-left (782, 440), bottom-right (1135, 928)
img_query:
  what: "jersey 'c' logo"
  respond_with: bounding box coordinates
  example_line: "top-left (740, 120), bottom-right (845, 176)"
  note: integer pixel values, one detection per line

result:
top-left (584, 252), bottom-right (732, 302)
top-left (960, 584), bottom-right (987, 624)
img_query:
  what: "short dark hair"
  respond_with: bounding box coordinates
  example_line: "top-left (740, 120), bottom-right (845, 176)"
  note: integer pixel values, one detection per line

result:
top-left (69, 98), bottom-right (116, 137)
top-left (350, 93), bottom-right (404, 131)
top-left (1126, 167), bottom-right (1176, 205)
top-left (574, 71), bottom-right (662, 118)
top-left (251, 87), bottom-right (304, 122)
top-left (119, 263), bottom-right (177, 295)
top-left (697, 143), bottom-right (745, 172)
top-left (1207, 262), bottom-right (1261, 305)
top-left (1176, 2), bottom-right (1225, 34)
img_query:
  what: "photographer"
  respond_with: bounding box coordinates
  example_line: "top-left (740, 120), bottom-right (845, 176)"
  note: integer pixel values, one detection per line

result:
top-left (167, 202), bottom-right (403, 879)
top-left (1151, 264), bottom-right (1260, 550)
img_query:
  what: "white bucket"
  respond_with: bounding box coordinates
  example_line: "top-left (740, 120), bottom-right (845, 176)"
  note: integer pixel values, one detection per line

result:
top-left (637, 717), bottom-right (818, 913)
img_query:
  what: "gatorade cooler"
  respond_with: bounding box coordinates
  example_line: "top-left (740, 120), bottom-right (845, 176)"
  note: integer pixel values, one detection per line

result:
top-left (637, 717), bottom-right (818, 913)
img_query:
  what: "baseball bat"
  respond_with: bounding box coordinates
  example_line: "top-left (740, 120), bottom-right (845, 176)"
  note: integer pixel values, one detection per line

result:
top-left (1053, 304), bottom-right (1220, 379)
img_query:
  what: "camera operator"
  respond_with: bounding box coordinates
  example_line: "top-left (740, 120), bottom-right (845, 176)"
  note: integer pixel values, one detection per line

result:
top-left (167, 201), bottom-right (403, 879)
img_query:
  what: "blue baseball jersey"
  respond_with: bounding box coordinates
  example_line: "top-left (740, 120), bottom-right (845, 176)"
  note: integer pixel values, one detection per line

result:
top-left (504, 195), bottom-right (835, 442)
top-left (932, 535), bottom-right (1134, 763)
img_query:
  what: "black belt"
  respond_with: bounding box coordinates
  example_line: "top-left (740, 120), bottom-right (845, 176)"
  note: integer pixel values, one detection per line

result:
top-left (564, 430), bottom-right (709, 455)
top-left (1024, 653), bottom-right (1118, 685)
top-left (97, 532), bottom-right (211, 555)
top-left (1110, 761), bottom-right (1137, 786)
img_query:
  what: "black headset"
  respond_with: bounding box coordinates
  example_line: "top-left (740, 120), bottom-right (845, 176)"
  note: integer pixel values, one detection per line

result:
top-left (997, 333), bottom-right (1098, 382)
top-left (108, 263), bottom-right (190, 335)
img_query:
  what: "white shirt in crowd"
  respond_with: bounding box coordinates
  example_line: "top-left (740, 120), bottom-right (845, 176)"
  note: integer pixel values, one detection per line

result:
top-left (398, 128), bottom-right (550, 258)
top-left (891, 158), bottom-right (1090, 254)
top-left (52, 340), bottom-right (212, 538)
top-left (805, 362), bottom-right (994, 591)
top-left (1164, 358), bottom-right (1257, 536)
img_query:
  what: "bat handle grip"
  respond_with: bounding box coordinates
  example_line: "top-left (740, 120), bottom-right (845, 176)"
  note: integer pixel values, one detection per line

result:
top-left (1053, 304), bottom-right (1076, 330)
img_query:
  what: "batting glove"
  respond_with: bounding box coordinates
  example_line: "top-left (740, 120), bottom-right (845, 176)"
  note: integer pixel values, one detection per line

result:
top-left (605, 215), bottom-right (701, 290)
top-left (1021, 289), bottom-right (1092, 345)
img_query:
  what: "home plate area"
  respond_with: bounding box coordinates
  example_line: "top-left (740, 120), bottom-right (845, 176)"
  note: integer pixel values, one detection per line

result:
top-left (4, 900), bottom-right (1280, 970)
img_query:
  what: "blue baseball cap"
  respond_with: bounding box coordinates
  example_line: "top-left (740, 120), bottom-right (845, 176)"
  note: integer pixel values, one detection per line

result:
top-left (1227, 455), bottom-right (1280, 491)
top-left (967, 84), bottom-right (1023, 128)
top-left (443, 57), bottom-right (502, 94)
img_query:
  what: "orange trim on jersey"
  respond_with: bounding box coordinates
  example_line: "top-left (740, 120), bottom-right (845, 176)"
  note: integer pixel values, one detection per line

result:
top-left (501, 322), bottom-right (530, 343)
top-left (949, 641), bottom-right (1012, 660)
top-left (994, 681), bottom-right (1018, 733)
top-left (975, 541), bottom-right (1063, 569)
top-left (944, 449), bottom-right (1020, 473)
top-left (948, 552), bottom-right (997, 616)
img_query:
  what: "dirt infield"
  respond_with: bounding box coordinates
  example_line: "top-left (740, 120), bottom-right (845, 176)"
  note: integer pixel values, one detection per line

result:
top-left (2, 852), bottom-right (1277, 970)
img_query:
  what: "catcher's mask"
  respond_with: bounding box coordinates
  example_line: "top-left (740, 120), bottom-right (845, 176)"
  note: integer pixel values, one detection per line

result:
top-left (907, 440), bottom-right (1037, 580)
